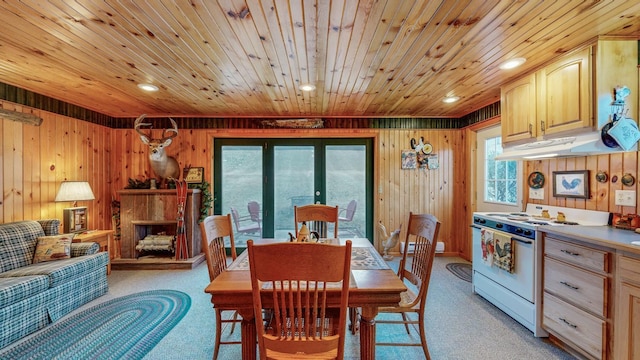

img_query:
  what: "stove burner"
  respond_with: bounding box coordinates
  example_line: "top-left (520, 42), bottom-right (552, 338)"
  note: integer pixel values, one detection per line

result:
top-left (553, 221), bottom-right (579, 225)
top-left (525, 220), bottom-right (550, 225)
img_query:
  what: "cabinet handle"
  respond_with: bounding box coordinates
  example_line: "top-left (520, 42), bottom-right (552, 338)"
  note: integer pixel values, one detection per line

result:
top-left (558, 317), bottom-right (577, 329)
top-left (560, 249), bottom-right (580, 256)
top-left (560, 281), bottom-right (579, 290)
top-left (529, 123), bottom-right (533, 135)
top-left (541, 120), bottom-right (545, 131)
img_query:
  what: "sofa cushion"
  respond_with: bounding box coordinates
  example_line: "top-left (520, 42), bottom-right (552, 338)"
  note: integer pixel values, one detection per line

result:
top-left (0, 275), bottom-right (49, 308)
top-left (0, 290), bottom-right (50, 349)
top-left (0, 252), bottom-right (108, 288)
top-left (0, 221), bottom-right (45, 273)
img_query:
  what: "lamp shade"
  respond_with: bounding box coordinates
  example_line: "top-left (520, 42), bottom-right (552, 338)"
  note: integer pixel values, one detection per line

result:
top-left (54, 181), bottom-right (95, 202)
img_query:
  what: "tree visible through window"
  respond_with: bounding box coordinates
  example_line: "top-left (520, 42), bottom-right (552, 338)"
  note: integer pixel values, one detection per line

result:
top-left (484, 136), bottom-right (517, 205)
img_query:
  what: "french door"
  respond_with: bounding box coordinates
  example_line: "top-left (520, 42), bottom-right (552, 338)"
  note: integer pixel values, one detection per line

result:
top-left (214, 138), bottom-right (372, 242)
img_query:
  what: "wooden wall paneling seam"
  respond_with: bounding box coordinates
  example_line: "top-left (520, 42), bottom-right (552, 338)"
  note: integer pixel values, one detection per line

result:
top-left (40, 111), bottom-right (55, 220)
top-left (609, 153), bottom-right (623, 212)
top-left (23, 109), bottom-right (40, 221)
top-left (0, 102), bottom-right (5, 222)
top-left (622, 151), bottom-right (637, 215)
top-left (585, 155), bottom-right (598, 211)
top-left (596, 154), bottom-right (610, 212)
top-left (4, 105), bottom-right (23, 222)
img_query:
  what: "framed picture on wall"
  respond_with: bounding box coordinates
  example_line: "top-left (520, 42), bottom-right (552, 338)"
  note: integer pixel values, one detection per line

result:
top-left (401, 150), bottom-right (417, 169)
top-left (552, 170), bottom-right (589, 199)
top-left (185, 167), bottom-right (204, 184)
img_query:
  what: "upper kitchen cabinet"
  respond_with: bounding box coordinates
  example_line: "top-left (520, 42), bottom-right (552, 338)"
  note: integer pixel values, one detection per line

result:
top-left (501, 39), bottom-right (638, 145)
top-left (501, 73), bottom-right (537, 143)
top-left (537, 47), bottom-right (591, 136)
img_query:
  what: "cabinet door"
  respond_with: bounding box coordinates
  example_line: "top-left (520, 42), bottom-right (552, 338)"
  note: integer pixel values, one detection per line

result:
top-left (501, 73), bottom-right (537, 143)
top-left (538, 46), bottom-right (592, 136)
top-left (616, 282), bottom-right (640, 360)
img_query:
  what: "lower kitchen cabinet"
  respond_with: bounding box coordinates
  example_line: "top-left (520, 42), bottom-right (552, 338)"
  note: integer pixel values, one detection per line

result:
top-left (614, 253), bottom-right (640, 360)
top-left (542, 235), bottom-right (612, 360)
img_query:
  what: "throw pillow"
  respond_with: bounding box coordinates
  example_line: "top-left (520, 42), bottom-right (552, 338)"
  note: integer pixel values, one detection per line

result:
top-left (32, 234), bottom-right (74, 263)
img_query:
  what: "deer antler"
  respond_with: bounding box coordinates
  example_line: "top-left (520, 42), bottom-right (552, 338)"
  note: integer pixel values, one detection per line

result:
top-left (134, 114), bottom-right (152, 139)
top-left (161, 118), bottom-right (179, 141)
top-left (134, 115), bottom-right (179, 141)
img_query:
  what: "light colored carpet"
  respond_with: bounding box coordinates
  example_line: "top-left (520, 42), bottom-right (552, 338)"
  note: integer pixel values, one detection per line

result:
top-left (24, 256), bottom-right (573, 359)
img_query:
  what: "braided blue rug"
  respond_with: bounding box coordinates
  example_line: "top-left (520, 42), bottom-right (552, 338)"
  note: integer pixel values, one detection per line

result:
top-left (0, 290), bottom-right (191, 360)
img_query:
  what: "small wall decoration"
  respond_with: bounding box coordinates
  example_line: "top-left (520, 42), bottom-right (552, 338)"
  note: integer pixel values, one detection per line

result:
top-left (552, 170), bottom-right (589, 199)
top-left (417, 152), bottom-right (428, 168)
top-left (595, 171), bottom-right (608, 183)
top-left (527, 171), bottom-right (545, 189)
top-left (622, 173), bottom-right (635, 187)
top-left (401, 150), bottom-right (417, 169)
top-left (185, 167), bottom-right (204, 184)
top-left (409, 136), bottom-right (435, 170)
top-left (427, 154), bottom-right (439, 169)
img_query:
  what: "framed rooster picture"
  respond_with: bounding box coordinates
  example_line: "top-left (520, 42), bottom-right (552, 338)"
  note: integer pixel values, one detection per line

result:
top-left (552, 170), bottom-right (589, 199)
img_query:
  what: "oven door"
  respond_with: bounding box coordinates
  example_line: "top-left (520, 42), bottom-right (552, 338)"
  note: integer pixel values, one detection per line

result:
top-left (472, 225), bottom-right (535, 302)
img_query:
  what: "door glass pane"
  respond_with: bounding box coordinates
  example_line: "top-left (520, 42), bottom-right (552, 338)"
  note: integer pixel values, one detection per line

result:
top-left (326, 145), bottom-right (366, 238)
top-left (274, 146), bottom-right (315, 239)
top-left (221, 146), bottom-right (263, 243)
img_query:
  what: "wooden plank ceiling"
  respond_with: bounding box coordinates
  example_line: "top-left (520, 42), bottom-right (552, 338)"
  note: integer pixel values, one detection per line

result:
top-left (0, 0), bottom-right (638, 119)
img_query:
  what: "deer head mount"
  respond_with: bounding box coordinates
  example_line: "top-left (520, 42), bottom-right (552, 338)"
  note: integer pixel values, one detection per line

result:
top-left (134, 114), bottom-right (181, 185)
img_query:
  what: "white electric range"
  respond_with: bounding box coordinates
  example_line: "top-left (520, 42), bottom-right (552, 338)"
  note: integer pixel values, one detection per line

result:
top-left (471, 204), bottom-right (610, 337)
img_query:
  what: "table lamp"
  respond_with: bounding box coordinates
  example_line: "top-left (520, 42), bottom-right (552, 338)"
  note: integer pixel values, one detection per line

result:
top-left (55, 181), bottom-right (95, 233)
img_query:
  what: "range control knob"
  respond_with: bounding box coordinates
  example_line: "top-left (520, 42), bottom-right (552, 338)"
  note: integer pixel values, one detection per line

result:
top-left (523, 230), bottom-right (533, 237)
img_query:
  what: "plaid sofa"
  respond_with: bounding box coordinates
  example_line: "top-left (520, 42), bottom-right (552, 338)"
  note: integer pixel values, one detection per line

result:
top-left (0, 220), bottom-right (108, 349)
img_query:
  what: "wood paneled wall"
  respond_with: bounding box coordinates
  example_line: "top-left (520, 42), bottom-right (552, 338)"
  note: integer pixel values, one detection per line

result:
top-left (10, 96), bottom-right (639, 262)
top-left (110, 127), bottom-right (470, 258)
top-left (0, 100), bottom-right (112, 229)
top-left (525, 152), bottom-right (639, 215)
top-left (22, 98), bottom-right (636, 263)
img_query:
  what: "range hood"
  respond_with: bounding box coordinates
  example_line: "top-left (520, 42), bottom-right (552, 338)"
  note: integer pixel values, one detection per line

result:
top-left (495, 132), bottom-right (625, 160)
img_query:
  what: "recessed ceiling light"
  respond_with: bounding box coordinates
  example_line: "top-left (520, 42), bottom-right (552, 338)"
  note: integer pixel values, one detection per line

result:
top-left (137, 83), bottom-right (159, 92)
top-left (499, 57), bottom-right (526, 70)
top-left (299, 84), bottom-right (316, 92)
top-left (442, 96), bottom-right (460, 103)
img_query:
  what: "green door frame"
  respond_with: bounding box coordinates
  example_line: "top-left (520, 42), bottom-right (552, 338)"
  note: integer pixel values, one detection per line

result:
top-left (213, 138), bottom-right (374, 241)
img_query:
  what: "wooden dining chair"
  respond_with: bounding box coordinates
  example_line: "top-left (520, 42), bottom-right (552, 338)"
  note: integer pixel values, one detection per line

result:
top-left (200, 214), bottom-right (241, 360)
top-left (294, 204), bottom-right (339, 239)
top-left (374, 212), bottom-right (440, 360)
top-left (247, 239), bottom-right (352, 360)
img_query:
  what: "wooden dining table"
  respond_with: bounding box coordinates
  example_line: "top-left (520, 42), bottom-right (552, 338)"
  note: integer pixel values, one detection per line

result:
top-left (204, 237), bottom-right (407, 360)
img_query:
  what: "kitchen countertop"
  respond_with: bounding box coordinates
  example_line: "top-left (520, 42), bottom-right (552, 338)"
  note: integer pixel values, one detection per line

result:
top-left (540, 225), bottom-right (640, 255)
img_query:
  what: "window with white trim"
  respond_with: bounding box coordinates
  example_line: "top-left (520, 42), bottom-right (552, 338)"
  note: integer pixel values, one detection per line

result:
top-left (484, 136), bottom-right (517, 205)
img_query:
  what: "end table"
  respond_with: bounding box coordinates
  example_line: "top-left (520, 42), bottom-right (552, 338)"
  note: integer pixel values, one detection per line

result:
top-left (73, 230), bottom-right (115, 274)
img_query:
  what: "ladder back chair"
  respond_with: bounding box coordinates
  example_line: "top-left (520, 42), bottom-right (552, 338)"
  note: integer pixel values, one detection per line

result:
top-left (247, 240), bottom-right (352, 360)
top-left (294, 204), bottom-right (339, 239)
top-left (200, 214), bottom-right (241, 360)
top-left (375, 212), bottom-right (441, 360)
